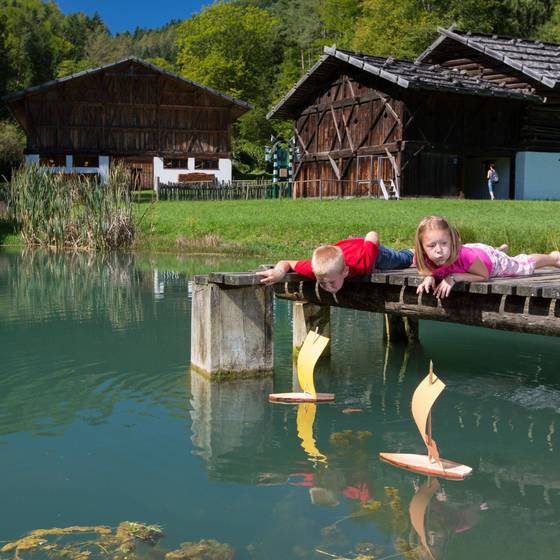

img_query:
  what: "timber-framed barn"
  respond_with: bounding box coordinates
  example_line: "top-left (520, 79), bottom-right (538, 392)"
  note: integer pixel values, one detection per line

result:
top-left (3, 58), bottom-right (251, 189)
top-left (268, 27), bottom-right (560, 200)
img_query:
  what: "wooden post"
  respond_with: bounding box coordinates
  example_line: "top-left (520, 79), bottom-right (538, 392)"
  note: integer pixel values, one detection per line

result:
top-left (384, 313), bottom-right (419, 344)
top-left (191, 276), bottom-right (274, 380)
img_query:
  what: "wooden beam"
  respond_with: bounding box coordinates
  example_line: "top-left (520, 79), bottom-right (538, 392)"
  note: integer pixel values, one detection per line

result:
top-left (327, 154), bottom-right (341, 180)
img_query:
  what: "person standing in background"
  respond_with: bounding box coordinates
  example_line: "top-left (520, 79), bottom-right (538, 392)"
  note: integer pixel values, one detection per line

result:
top-left (486, 162), bottom-right (498, 200)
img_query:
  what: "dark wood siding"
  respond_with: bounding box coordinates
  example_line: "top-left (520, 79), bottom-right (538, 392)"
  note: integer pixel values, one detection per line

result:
top-left (11, 60), bottom-right (237, 158)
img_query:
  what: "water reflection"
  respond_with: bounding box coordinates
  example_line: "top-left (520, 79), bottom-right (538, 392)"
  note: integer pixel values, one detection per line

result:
top-left (3, 250), bottom-right (560, 559)
top-left (189, 370), bottom-right (273, 482)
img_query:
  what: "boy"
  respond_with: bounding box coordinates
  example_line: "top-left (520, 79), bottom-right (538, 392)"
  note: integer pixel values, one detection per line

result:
top-left (256, 231), bottom-right (413, 294)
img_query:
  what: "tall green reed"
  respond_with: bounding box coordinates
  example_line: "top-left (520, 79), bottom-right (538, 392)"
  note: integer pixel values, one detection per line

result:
top-left (8, 163), bottom-right (135, 251)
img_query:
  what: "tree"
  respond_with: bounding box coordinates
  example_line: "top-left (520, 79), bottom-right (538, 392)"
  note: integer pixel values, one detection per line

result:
top-left (176, 2), bottom-right (281, 104)
top-left (352, 0), bottom-right (442, 59)
top-left (0, 120), bottom-right (25, 180)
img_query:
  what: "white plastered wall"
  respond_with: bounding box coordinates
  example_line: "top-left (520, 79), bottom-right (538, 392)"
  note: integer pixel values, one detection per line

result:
top-left (153, 157), bottom-right (233, 190)
top-left (25, 154), bottom-right (110, 183)
top-left (515, 152), bottom-right (560, 200)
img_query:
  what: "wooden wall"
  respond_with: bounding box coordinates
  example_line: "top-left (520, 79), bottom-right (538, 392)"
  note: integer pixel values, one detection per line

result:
top-left (292, 68), bottom-right (528, 197)
top-left (10, 60), bottom-right (236, 157)
top-left (293, 73), bottom-right (403, 197)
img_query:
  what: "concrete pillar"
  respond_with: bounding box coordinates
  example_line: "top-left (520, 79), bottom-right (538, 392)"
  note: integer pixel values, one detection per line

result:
top-left (383, 314), bottom-right (419, 344)
top-left (191, 276), bottom-right (274, 380)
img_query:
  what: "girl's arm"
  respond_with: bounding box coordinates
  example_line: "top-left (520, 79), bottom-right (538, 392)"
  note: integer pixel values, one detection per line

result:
top-left (256, 260), bottom-right (298, 285)
top-left (433, 257), bottom-right (489, 298)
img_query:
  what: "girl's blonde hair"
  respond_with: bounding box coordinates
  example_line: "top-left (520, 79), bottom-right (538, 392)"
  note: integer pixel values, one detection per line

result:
top-left (415, 215), bottom-right (462, 275)
top-left (311, 244), bottom-right (345, 276)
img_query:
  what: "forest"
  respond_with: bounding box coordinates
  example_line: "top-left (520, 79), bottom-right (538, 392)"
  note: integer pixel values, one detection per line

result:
top-left (2, 0), bottom-right (560, 178)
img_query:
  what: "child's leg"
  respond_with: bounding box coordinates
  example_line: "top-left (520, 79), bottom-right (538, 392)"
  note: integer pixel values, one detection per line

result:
top-left (487, 180), bottom-right (495, 200)
top-left (374, 246), bottom-right (414, 270)
top-left (531, 251), bottom-right (560, 269)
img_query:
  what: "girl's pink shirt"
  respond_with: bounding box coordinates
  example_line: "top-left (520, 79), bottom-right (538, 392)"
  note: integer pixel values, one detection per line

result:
top-left (423, 245), bottom-right (493, 279)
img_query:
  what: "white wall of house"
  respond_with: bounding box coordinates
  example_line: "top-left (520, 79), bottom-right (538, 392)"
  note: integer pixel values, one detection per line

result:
top-left (153, 156), bottom-right (233, 189)
top-left (515, 151), bottom-right (560, 200)
top-left (25, 154), bottom-right (109, 183)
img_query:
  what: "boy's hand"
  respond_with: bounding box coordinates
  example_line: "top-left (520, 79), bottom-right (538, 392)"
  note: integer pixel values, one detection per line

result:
top-left (256, 267), bottom-right (286, 285)
top-left (416, 276), bottom-right (435, 295)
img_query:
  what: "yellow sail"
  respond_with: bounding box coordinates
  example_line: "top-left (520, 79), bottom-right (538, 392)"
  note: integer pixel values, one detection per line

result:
top-left (409, 478), bottom-right (440, 560)
top-left (297, 330), bottom-right (330, 399)
top-left (296, 403), bottom-right (327, 463)
top-left (411, 361), bottom-right (445, 463)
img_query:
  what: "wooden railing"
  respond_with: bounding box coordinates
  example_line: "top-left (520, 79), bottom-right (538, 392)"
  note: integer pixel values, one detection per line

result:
top-left (158, 180), bottom-right (291, 201)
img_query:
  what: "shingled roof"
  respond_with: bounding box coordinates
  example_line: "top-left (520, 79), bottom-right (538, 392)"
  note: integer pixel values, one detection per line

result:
top-left (268, 46), bottom-right (541, 120)
top-left (417, 27), bottom-right (560, 89)
top-left (2, 56), bottom-right (252, 116)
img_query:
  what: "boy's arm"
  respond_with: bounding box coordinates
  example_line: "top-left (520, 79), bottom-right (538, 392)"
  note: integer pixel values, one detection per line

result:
top-left (256, 260), bottom-right (298, 285)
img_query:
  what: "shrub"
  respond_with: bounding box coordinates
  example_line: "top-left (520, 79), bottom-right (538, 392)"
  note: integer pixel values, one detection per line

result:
top-left (8, 163), bottom-right (135, 251)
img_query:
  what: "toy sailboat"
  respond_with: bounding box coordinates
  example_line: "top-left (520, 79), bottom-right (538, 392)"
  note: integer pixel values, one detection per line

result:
top-left (379, 361), bottom-right (472, 480)
top-left (269, 329), bottom-right (334, 402)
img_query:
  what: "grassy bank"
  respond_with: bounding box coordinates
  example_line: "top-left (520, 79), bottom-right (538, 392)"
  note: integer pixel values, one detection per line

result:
top-left (3, 197), bottom-right (560, 259)
top-left (134, 198), bottom-right (560, 259)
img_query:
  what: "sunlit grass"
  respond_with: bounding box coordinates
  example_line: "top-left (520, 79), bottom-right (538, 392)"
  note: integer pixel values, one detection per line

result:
top-left (135, 197), bottom-right (560, 259)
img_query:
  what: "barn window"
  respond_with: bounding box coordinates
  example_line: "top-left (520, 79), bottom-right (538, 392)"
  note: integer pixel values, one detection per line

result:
top-left (164, 158), bottom-right (189, 169)
top-left (195, 158), bottom-right (219, 170)
top-left (40, 155), bottom-right (66, 167)
top-left (74, 155), bottom-right (99, 168)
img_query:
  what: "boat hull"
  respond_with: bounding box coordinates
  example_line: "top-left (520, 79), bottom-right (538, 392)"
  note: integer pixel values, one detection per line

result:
top-left (379, 452), bottom-right (472, 480)
top-left (269, 392), bottom-right (335, 403)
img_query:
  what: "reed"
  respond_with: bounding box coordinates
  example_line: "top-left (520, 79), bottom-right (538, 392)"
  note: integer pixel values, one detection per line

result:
top-left (8, 164), bottom-right (135, 251)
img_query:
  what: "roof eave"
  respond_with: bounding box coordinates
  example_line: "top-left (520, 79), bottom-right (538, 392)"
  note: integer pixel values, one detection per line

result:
top-left (2, 56), bottom-right (252, 114)
top-left (437, 27), bottom-right (557, 90)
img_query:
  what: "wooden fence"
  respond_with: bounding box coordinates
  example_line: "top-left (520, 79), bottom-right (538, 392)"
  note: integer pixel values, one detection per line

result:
top-left (158, 180), bottom-right (291, 201)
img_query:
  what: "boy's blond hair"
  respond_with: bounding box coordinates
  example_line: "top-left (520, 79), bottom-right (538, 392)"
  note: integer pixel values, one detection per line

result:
top-left (415, 215), bottom-right (462, 275)
top-left (311, 244), bottom-right (346, 276)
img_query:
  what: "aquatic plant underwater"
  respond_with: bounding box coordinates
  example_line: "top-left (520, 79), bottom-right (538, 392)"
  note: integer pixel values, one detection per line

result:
top-left (8, 164), bottom-right (135, 251)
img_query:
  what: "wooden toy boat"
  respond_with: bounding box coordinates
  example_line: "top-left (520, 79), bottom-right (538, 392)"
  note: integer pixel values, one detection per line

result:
top-left (269, 329), bottom-right (334, 402)
top-left (379, 361), bottom-right (472, 480)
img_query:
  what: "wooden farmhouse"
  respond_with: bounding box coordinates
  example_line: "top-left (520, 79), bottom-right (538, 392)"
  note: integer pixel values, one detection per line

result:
top-left (268, 27), bottom-right (560, 199)
top-left (3, 58), bottom-right (251, 189)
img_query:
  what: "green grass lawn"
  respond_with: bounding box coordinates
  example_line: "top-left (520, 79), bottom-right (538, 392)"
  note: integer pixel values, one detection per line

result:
top-left (3, 197), bottom-right (560, 259)
top-left (134, 197), bottom-right (560, 259)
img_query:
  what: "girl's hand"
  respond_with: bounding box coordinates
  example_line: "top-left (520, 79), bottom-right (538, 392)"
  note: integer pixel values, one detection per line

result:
top-left (416, 276), bottom-right (435, 295)
top-left (433, 276), bottom-right (455, 299)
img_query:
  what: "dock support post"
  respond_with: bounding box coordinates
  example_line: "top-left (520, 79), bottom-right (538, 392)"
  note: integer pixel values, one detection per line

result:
top-left (191, 276), bottom-right (274, 380)
top-left (293, 302), bottom-right (331, 356)
top-left (384, 314), bottom-right (419, 343)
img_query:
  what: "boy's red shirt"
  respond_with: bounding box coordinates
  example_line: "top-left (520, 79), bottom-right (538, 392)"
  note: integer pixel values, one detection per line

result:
top-left (293, 238), bottom-right (380, 279)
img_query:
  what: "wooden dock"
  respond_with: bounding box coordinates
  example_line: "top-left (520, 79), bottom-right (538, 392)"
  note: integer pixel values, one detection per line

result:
top-left (198, 267), bottom-right (560, 338)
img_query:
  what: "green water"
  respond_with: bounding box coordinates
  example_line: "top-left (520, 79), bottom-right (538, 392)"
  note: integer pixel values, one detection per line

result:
top-left (2, 250), bottom-right (560, 560)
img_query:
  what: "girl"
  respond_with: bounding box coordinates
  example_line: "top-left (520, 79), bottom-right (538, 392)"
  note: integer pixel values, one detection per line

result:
top-left (415, 215), bottom-right (560, 299)
top-left (486, 163), bottom-right (498, 200)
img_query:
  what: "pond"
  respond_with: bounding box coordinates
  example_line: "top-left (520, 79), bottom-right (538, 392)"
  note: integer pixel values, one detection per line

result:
top-left (2, 249), bottom-right (560, 560)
